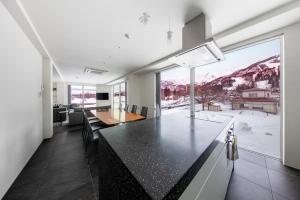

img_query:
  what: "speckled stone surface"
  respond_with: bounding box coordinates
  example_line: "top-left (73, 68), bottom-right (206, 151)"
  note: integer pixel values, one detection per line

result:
top-left (99, 112), bottom-right (233, 200)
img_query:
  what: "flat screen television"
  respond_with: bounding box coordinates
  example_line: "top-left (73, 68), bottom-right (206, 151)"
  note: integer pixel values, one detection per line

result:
top-left (96, 93), bottom-right (109, 100)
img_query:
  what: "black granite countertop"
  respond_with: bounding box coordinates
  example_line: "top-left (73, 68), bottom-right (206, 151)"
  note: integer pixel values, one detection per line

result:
top-left (99, 112), bottom-right (233, 200)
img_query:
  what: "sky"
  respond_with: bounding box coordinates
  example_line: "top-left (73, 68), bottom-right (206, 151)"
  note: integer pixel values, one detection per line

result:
top-left (161, 38), bottom-right (281, 83)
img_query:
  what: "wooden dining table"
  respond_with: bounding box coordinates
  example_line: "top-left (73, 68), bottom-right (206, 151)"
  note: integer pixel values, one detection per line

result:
top-left (90, 109), bottom-right (145, 126)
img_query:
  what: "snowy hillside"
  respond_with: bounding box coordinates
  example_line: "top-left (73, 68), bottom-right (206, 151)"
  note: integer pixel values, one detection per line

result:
top-left (161, 55), bottom-right (280, 93)
top-left (201, 55), bottom-right (280, 91)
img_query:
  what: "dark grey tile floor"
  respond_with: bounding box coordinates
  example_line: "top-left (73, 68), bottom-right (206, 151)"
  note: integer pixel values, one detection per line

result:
top-left (3, 125), bottom-right (300, 200)
top-left (226, 148), bottom-right (300, 200)
top-left (3, 126), bottom-right (98, 200)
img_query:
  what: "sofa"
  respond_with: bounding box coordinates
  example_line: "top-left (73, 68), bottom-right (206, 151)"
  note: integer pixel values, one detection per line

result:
top-left (68, 108), bottom-right (84, 126)
top-left (53, 107), bottom-right (67, 123)
top-left (68, 105), bottom-right (111, 126)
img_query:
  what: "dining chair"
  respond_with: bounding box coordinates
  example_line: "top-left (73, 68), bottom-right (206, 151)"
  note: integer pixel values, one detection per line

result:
top-left (82, 111), bottom-right (102, 164)
top-left (82, 111), bottom-right (102, 151)
top-left (124, 104), bottom-right (129, 112)
top-left (86, 110), bottom-right (98, 120)
top-left (131, 105), bottom-right (137, 114)
top-left (140, 106), bottom-right (148, 118)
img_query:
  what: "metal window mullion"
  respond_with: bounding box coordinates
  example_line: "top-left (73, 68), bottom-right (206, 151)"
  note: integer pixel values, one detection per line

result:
top-left (82, 85), bottom-right (84, 108)
top-left (190, 67), bottom-right (195, 117)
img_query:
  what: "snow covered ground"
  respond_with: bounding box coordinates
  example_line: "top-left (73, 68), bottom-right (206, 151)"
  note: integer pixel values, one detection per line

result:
top-left (162, 103), bottom-right (281, 158)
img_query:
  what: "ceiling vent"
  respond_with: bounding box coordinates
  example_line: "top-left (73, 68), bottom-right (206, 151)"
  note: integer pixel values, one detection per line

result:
top-left (84, 67), bottom-right (108, 75)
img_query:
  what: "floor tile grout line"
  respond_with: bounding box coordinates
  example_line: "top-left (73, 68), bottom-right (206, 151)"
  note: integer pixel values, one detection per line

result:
top-left (235, 157), bottom-right (272, 191)
top-left (272, 191), bottom-right (293, 200)
top-left (87, 163), bottom-right (98, 200)
top-left (263, 154), bottom-right (275, 200)
top-left (264, 156), bottom-right (300, 179)
top-left (26, 133), bottom-right (60, 200)
top-left (234, 172), bottom-right (273, 192)
top-left (238, 147), bottom-right (281, 161)
top-left (238, 148), bottom-right (300, 179)
top-left (238, 156), bottom-right (266, 168)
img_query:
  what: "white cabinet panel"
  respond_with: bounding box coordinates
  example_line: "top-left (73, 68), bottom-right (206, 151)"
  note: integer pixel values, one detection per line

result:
top-left (196, 146), bottom-right (233, 200)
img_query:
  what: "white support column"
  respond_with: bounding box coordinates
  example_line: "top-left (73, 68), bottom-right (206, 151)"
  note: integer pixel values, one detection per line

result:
top-left (190, 67), bottom-right (195, 117)
top-left (42, 58), bottom-right (53, 139)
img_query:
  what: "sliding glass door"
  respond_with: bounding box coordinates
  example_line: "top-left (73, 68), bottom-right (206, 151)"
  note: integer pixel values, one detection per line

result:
top-left (193, 38), bottom-right (281, 158)
top-left (70, 85), bottom-right (96, 108)
top-left (160, 67), bottom-right (190, 115)
top-left (83, 86), bottom-right (96, 108)
top-left (159, 37), bottom-right (281, 158)
top-left (120, 83), bottom-right (127, 109)
top-left (113, 85), bottom-right (120, 109)
top-left (113, 82), bottom-right (127, 110)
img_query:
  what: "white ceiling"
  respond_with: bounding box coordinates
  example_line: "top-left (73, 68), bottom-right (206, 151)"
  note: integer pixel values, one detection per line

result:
top-left (53, 66), bottom-right (62, 82)
top-left (19, 0), bottom-right (295, 84)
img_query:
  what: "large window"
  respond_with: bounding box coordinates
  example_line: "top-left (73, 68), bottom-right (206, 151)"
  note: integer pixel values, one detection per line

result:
top-left (194, 38), bottom-right (281, 158)
top-left (159, 38), bottom-right (281, 158)
top-left (113, 82), bottom-right (127, 110)
top-left (160, 67), bottom-right (190, 114)
top-left (71, 85), bottom-right (96, 108)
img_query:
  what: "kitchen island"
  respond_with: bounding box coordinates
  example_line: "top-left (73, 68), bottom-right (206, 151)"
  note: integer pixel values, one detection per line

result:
top-left (98, 112), bottom-right (234, 200)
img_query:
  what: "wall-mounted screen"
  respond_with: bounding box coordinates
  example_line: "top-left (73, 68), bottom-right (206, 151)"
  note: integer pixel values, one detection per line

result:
top-left (96, 93), bottom-right (109, 100)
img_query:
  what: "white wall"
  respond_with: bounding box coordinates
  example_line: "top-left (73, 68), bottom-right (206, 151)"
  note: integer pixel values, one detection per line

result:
top-left (281, 23), bottom-right (300, 169)
top-left (127, 73), bottom-right (156, 118)
top-left (53, 82), bottom-right (58, 104)
top-left (42, 58), bottom-right (53, 139)
top-left (54, 82), bottom-right (68, 105)
top-left (96, 84), bottom-right (112, 107)
top-left (127, 75), bottom-right (141, 107)
top-left (0, 2), bottom-right (44, 198)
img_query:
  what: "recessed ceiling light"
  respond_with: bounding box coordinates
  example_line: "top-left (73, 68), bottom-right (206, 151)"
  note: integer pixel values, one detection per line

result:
top-left (167, 17), bottom-right (173, 42)
top-left (124, 33), bottom-right (130, 39)
top-left (167, 30), bottom-right (173, 41)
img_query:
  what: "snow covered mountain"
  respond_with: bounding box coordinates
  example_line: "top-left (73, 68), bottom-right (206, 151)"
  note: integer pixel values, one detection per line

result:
top-left (161, 55), bottom-right (280, 94)
top-left (202, 55), bottom-right (280, 91)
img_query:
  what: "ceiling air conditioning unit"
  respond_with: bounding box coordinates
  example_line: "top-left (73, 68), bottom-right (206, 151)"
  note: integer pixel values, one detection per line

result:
top-left (84, 67), bottom-right (108, 75)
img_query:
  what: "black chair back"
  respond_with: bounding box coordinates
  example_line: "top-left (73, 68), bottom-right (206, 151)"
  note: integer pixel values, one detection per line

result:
top-left (131, 105), bottom-right (137, 114)
top-left (140, 106), bottom-right (148, 118)
top-left (53, 107), bottom-right (67, 123)
top-left (82, 111), bottom-right (88, 146)
top-left (82, 111), bottom-right (99, 164)
top-left (124, 104), bottom-right (129, 112)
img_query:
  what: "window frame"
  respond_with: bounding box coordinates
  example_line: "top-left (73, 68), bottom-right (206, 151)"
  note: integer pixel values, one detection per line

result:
top-left (112, 82), bottom-right (127, 110)
top-left (70, 85), bottom-right (97, 108)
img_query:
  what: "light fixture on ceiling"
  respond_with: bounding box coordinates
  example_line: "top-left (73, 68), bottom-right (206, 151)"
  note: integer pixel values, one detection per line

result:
top-left (84, 67), bottom-right (108, 75)
top-left (139, 12), bottom-right (150, 25)
top-left (124, 33), bottom-right (130, 39)
top-left (167, 17), bottom-right (173, 42)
